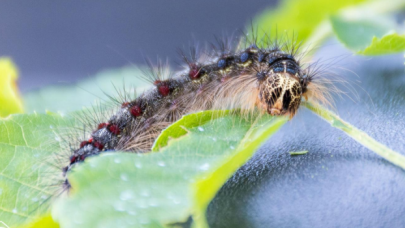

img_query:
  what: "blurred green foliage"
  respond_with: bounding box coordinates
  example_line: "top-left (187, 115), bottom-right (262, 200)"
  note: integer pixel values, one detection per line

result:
top-left (0, 58), bottom-right (23, 117)
top-left (253, 0), bottom-right (405, 55)
top-left (253, 0), bottom-right (366, 44)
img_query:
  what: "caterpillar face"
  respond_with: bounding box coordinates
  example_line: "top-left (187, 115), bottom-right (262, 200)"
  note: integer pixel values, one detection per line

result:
top-left (258, 58), bottom-right (303, 118)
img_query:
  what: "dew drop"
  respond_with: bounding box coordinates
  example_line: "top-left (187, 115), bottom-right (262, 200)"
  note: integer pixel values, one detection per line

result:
top-left (137, 201), bottom-right (149, 209)
top-left (198, 127), bottom-right (204, 132)
top-left (127, 210), bottom-right (137, 215)
top-left (135, 162), bottom-right (142, 169)
top-left (120, 190), bottom-right (134, 201)
top-left (114, 201), bottom-right (126, 212)
top-left (173, 198), bottom-right (181, 204)
top-left (31, 197), bottom-right (38, 202)
top-left (140, 190), bottom-right (150, 197)
top-left (120, 173), bottom-right (129, 181)
top-left (54, 136), bottom-right (61, 142)
top-left (230, 145), bottom-right (235, 150)
top-left (49, 125), bottom-right (53, 129)
top-left (114, 158), bottom-right (121, 163)
top-left (199, 163), bottom-right (210, 171)
top-left (212, 137), bottom-right (217, 141)
top-left (149, 200), bottom-right (159, 207)
top-left (167, 193), bottom-right (174, 200)
top-left (12, 208), bottom-right (17, 213)
top-left (157, 161), bottom-right (165, 167)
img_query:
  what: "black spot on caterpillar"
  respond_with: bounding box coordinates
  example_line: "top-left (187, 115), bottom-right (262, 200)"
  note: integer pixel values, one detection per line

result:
top-left (60, 32), bottom-right (332, 190)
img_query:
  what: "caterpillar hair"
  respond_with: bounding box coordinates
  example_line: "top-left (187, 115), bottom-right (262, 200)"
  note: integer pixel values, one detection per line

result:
top-left (59, 31), bottom-right (333, 191)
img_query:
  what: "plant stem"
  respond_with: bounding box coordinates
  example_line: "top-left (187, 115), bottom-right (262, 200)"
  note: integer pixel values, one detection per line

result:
top-left (304, 101), bottom-right (405, 170)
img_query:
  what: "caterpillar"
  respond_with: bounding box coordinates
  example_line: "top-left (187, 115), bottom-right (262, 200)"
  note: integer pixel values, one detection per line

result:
top-left (61, 33), bottom-right (331, 189)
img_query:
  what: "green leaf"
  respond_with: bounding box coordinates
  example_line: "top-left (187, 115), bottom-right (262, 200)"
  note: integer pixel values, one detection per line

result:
top-left (358, 33), bottom-right (405, 55)
top-left (252, 0), bottom-right (405, 56)
top-left (23, 67), bottom-right (150, 113)
top-left (303, 102), bottom-right (405, 170)
top-left (0, 113), bottom-right (70, 227)
top-left (0, 58), bottom-right (24, 117)
top-left (152, 110), bottom-right (230, 151)
top-left (330, 15), bottom-right (405, 55)
top-left (252, 0), bottom-right (366, 45)
top-left (52, 111), bottom-right (288, 228)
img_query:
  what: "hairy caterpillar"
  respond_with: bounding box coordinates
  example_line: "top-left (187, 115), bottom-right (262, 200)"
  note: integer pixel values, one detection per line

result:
top-left (61, 33), bottom-right (331, 190)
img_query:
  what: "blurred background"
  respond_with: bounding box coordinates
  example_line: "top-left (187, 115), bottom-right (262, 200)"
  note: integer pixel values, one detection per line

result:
top-left (0, 0), bottom-right (277, 92)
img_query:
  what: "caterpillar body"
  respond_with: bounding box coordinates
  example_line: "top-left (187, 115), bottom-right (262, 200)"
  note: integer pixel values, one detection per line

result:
top-left (62, 34), bottom-right (330, 188)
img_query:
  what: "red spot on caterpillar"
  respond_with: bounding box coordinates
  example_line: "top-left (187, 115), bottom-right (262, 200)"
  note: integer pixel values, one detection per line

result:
top-left (189, 64), bottom-right (200, 80)
top-left (154, 80), bottom-right (171, 96)
top-left (108, 124), bottom-right (120, 135)
top-left (93, 141), bottom-right (104, 150)
top-left (70, 155), bottom-right (78, 164)
top-left (80, 154), bottom-right (86, 161)
top-left (80, 141), bottom-right (89, 148)
top-left (88, 138), bottom-right (93, 143)
top-left (129, 105), bottom-right (142, 117)
top-left (98, 123), bottom-right (108, 130)
top-left (121, 102), bottom-right (130, 108)
top-left (158, 84), bottom-right (170, 97)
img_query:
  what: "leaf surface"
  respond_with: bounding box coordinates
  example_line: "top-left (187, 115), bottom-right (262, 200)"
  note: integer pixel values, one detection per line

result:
top-left (52, 112), bottom-right (287, 228)
top-left (0, 113), bottom-right (69, 227)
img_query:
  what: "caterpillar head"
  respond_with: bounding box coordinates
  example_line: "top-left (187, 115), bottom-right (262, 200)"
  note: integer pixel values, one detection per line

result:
top-left (257, 55), bottom-right (309, 118)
